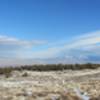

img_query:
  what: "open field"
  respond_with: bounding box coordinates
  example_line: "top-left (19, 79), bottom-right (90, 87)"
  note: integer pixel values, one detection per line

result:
top-left (0, 67), bottom-right (100, 100)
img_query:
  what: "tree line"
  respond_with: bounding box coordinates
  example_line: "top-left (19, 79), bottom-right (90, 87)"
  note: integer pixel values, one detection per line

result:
top-left (0, 63), bottom-right (100, 75)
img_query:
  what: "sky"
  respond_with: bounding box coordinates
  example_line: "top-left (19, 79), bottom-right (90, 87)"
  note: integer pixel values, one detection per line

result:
top-left (0, 0), bottom-right (100, 65)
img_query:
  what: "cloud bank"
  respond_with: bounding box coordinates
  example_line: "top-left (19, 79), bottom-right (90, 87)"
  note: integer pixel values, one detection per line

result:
top-left (31, 31), bottom-right (100, 64)
top-left (0, 35), bottom-right (45, 60)
top-left (0, 31), bottom-right (100, 65)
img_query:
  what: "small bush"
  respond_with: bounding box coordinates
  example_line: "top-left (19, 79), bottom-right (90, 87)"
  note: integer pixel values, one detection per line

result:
top-left (22, 72), bottom-right (28, 77)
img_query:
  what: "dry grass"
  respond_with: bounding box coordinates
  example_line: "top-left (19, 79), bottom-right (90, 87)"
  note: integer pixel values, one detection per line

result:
top-left (0, 68), bottom-right (100, 99)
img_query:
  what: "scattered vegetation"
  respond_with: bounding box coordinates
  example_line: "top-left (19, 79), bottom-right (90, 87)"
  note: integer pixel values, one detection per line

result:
top-left (0, 63), bottom-right (100, 75)
top-left (0, 63), bottom-right (100, 99)
top-left (0, 67), bottom-right (12, 78)
top-left (15, 63), bottom-right (100, 71)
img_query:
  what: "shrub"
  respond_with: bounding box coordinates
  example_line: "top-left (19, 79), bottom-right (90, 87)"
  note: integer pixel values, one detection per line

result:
top-left (22, 72), bottom-right (28, 77)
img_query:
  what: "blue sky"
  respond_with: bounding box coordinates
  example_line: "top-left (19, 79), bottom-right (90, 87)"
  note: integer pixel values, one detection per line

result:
top-left (0, 0), bottom-right (100, 65)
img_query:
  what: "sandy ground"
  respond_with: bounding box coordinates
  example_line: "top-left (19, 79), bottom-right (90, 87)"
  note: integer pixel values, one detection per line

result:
top-left (0, 68), bottom-right (100, 100)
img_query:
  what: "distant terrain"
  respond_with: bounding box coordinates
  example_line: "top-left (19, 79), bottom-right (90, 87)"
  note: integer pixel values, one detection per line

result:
top-left (0, 64), bottom-right (100, 100)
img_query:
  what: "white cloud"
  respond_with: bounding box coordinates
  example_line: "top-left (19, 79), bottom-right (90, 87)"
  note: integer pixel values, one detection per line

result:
top-left (0, 35), bottom-right (45, 47)
top-left (31, 30), bottom-right (100, 60)
top-left (0, 30), bottom-right (100, 65)
top-left (0, 35), bottom-right (46, 58)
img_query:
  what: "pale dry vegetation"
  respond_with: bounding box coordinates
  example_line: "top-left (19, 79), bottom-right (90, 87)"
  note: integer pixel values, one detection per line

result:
top-left (0, 64), bottom-right (100, 100)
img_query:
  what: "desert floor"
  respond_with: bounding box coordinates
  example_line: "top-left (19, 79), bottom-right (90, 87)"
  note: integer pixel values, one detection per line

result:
top-left (0, 68), bottom-right (100, 100)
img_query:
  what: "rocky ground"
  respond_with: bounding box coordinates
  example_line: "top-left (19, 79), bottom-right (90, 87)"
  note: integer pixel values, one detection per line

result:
top-left (0, 68), bottom-right (100, 100)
